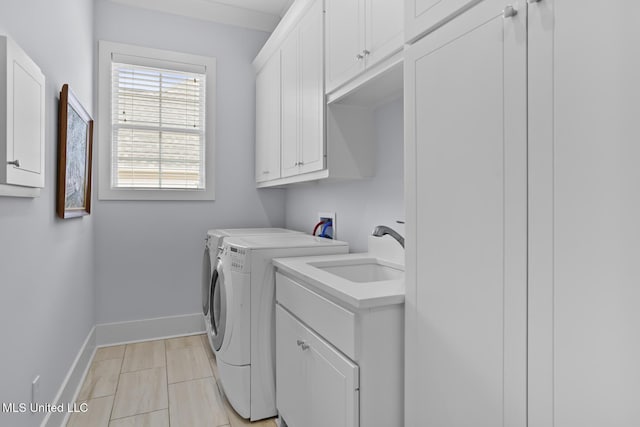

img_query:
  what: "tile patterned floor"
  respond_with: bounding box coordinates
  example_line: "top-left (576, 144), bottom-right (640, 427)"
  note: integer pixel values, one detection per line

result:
top-left (67, 334), bottom-right (277, 427)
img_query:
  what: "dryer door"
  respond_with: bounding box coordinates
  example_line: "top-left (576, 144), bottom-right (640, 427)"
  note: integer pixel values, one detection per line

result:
top-left (202, 245), bottom-right (211, 316)
top-left (210, 259), bottom-right (228, 351)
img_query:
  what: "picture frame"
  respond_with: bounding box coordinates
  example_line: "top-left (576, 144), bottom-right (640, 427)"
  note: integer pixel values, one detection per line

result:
top-left (57, 84), bottom-right (94, 219)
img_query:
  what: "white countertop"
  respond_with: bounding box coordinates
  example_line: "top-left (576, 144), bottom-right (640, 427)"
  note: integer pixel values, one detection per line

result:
top-left (273, 252), bottom-right (405, 310)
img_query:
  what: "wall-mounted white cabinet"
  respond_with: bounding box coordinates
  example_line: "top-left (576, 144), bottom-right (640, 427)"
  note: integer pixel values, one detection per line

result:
top-left (0, 35), bottom-right (46, 195)
top-left (255, 52), bottom-right (281, 183)
top-left (253, 0), bottom-right (376, 189)
top-left (325, 0), bottom-right (403, 93)
top-left (280, 0), bottom-right (325, 178)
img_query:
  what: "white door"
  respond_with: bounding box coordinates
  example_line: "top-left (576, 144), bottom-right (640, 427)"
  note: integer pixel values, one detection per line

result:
top-left (276, 305), bottom-right (308, 427)
top-left (405, 0), bottom-right (527, 426)
top-left (307, 323), bottom-right (359, 427)
top-left (365, 0), bottom-right (404, 67)
top-left (528, 0), bottom-right (640, 425)
top-left (325, 0), bottom-right (365, 93)
top-left (280, 31), bottom-right (300, 178)
top-left (255, 53), bottom-right (281, 183)
top-left (298, 0), bottom-right (325, 175)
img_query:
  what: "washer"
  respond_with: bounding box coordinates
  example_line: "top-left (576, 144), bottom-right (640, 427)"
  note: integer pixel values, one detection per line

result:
top-left (214, 234), bottom-right (349, 421)
top-left (202, 228), bottom-right (301, 350)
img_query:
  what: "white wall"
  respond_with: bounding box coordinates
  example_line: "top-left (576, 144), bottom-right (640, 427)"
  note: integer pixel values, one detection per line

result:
top-left (94, 0), bottom-right (286, 323)
top-left (285, 98), bottom-right (404, 252)
top-left (0, 1), bottom-right (95, 426)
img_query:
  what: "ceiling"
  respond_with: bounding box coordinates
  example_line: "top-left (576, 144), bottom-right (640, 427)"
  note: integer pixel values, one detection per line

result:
top-left (110, 0), bottom-right (295, 32)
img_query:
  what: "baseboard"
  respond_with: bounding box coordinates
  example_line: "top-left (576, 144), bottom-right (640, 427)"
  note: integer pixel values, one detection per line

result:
top-left (95, 313), bottom-right (205, 347)
top-left (41, 326), bottom-right (96, 427)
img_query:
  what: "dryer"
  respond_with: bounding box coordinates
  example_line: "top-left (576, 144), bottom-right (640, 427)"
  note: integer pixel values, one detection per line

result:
top-left (202, 228), bottom-right (301, 349)
top-left (214, 234), bottom-right (349, 421)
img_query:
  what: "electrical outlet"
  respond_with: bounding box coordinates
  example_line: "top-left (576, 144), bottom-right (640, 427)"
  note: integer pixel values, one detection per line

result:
top-left (317, 212), bottom-right (336, 239)
top-left (32, 375), bottom-right (40, 404)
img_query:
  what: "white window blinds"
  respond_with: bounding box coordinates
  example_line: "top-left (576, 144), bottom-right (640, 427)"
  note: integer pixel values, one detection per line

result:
top-left (111, 60), bottom-right (206, 189)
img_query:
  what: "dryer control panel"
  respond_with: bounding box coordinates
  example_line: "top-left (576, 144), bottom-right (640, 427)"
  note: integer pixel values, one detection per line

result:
top-left (224, 244), bottom-right (250, 273)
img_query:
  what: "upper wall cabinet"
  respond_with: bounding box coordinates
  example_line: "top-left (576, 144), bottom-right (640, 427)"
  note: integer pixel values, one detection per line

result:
top-left (281, 0), bottom-right (325, 178)
top-left (325, 0), bottom-right (403, 93)
top-left (405, 0), bottom-right (479, 43)
top-left (253, 0), bottom-right (376, 188)
top-left (0, 35), bottom-right (46, 193)
top-left (255, 52), bottom-right (281, 183)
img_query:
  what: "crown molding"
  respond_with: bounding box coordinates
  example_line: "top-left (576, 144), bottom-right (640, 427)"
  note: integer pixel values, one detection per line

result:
top-left (109, 0), bottom-right (281, 32)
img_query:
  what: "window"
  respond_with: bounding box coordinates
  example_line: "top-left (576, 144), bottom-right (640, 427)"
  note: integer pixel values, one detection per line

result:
top-left (98, 41), bottom-right (216, 200)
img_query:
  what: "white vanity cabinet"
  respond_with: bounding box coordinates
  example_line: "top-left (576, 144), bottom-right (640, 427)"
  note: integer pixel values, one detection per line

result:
top-left (255, 52), bottom-right (281, 183)
top-left (276, 305), bottom-right (359, 427)
top-left (0, 35), bottom-right (46, 195)
top-left (325, 0), bottom-right (403, 93)
top-left (275, 271), bottom-right (403, 427)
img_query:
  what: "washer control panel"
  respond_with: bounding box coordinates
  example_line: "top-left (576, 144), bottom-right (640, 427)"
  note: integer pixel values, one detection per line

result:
top-left (225, 244), bottom-right (249, 273)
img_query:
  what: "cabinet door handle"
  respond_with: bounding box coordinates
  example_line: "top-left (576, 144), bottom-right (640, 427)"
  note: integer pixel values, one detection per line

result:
top-left (7, 160), bottom-right (20, 167)
top-left (355, 53), bottom-right (364, 60)
top-left (296, 339), bottom-right (310, 350)
top-left (527, 0), bottom-right (541, 3)
top-left (262, 170), bottom-right (269, 174)
top-left (362, 49), bottom-right (371, 56)
top-left (503, 5), bottom-right (517, 18)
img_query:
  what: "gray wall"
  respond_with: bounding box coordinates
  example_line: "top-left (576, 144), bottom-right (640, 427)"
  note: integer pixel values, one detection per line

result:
top-left (94, 0), bottom-right (286, 323)
top-left (0, 0), bottom-right (95, 426)
top-left (285, 98), bottom-right (404, 252)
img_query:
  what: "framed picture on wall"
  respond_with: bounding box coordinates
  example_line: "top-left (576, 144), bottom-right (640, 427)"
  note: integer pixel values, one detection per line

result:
top-left (57, 84), bottom-right (94, 219)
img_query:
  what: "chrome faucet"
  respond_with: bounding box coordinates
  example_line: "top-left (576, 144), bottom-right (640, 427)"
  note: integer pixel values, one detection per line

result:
top-left (372, 225), bottom-right (405, 248)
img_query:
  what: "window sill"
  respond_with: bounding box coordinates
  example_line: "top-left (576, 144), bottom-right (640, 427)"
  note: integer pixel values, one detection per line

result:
top-left (98, 187), bottom-right (215, 201)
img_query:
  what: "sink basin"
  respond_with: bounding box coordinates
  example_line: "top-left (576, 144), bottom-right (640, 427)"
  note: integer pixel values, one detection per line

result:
top-left (309, 258), bottom-right (404, 283)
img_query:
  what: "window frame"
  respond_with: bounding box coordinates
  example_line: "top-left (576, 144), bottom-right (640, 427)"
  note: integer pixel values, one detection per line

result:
top-left (98, 41), bottom-right (216, 201)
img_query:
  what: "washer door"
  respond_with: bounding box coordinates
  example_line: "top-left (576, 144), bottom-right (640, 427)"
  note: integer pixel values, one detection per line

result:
top-left (202, 245), bottom-right (211, 316)
top-left (209, 259), bottom-right (227, 351)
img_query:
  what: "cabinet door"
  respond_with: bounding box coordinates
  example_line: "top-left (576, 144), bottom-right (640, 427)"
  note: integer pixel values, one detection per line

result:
top-left (405, 0), bottom-right (527, 426)
top-left (325, 0), bottom-right (365, 93)
top-left (276, 305), bottom-right (308, 426)
top-left (298, 0), bottom-right (325, 175)
top-left (255, 53), bottom-right (281, 183)
top-left (277, 304), bottom-right (359, 427)
top-left (405, 0), bottom-right (481, 43)
top-left (280, 30), bottom-right (300, 178)
top-left (365, 0), bottom-right (404, 67)
top-left (528, 0), bottom-right (640, 425)
top-left (2, 37), bottom-right (45, 188)
top-left (307, 322), bottom-right (359, 427)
